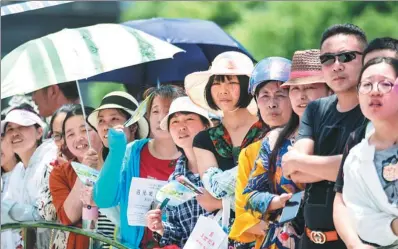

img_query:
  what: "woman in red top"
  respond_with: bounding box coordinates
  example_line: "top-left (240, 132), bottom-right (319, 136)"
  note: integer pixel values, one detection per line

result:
top-left (93, 85), bottom-right (186, 249)
top-left (50, 106), bottom-right (103, 249)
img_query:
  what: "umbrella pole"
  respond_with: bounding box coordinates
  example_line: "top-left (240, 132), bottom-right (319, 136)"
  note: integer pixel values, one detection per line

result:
top-left (75, 80), bottom-right (92, 149)
top-left (75, 80), bottom-right (97, 249)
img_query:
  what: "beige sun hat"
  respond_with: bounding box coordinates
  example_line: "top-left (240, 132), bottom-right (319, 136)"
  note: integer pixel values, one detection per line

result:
top-left (281, 49), bottom-right (326, 88)
top-left (184, 51), bottom-right (257, 116)
top-left (87, 91), bottom-right (149, 139)
top-left (160, 96), bottom-right (213, 131)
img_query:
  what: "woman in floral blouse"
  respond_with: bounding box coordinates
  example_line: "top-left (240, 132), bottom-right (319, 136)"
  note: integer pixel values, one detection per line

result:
top-left (243, 50), bottom-right (331, 249)
top-left (185, 51), bottom-right (268, 248)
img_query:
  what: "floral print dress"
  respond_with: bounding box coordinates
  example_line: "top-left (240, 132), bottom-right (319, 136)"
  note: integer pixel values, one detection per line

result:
top-left (37, 159), bottom-right (69, 249)
top-left (243, 134), bottom-right (305, 249)
top-left (196, 120), bottom-right (268, 249)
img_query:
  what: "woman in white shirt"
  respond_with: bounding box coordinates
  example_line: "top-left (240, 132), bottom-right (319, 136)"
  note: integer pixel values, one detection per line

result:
top-left (342, 57), bottom-right (398, 248)
top-left (1, 105), bottom-right (57, 249)
top-left (1, 114), bottom-right (24, 249)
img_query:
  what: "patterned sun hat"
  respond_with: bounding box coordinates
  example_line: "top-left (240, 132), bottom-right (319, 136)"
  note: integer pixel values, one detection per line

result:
top-left (248, 57), bottom-right (291, 95)
top-left (281, 49), bottom-right (326, 88)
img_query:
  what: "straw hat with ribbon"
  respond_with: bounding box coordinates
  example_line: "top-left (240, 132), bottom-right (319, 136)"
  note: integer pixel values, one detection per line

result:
top-left (184, 51), bottom-right (257, 116)
top-left (87, 91), bottom-right (149, 139)
top-left (248, 57), bottom-right (292, 96)
top-left (160, 96), bottom-right (213, 131)
top-left (281, 49), bottom-right (326, 88)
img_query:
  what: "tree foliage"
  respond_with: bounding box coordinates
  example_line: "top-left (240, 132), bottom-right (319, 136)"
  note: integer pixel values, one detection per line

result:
top-left (120, 1), bottom-right (398, 61)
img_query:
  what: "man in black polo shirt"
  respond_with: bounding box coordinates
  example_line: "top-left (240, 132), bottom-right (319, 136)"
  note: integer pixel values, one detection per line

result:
top-left (333, 37), bottom-right (398, 249)
top-left (281, 24), bottom-right (367, 249)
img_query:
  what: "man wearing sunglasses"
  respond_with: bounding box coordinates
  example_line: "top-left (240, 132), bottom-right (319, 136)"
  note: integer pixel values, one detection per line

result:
top-left (281, 24), bottom-right (368, 249)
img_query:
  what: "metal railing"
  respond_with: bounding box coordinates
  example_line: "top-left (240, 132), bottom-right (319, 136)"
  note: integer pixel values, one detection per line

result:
top-left (1, 221), bottom-right (129, 249)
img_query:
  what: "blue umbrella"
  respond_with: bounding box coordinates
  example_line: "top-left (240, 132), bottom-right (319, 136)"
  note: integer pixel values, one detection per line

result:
top-left (83, 18), bottom-right (255, 92)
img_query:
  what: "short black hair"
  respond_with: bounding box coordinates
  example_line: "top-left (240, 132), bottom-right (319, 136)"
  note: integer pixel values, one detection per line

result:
top-left (363, 37), bottom-right (398, 59)
top-left (62, 105), bottom-right (95, 137)
top-left (57, 81), bottom-right (79, 101)
top-left (358, 57), bottom-right (398, 87)
top-left (320, 23), bottom-right (367, 49)
top-left (49, 104), bottom-right (80, 134)
top-left (204, 75), bottom-right (252, 110)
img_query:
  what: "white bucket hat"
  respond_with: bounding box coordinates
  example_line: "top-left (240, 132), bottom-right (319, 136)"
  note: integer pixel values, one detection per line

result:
top-left (1, 109), bottom-right (46, 134)
top-left (160, 96), bottom-right (213, 131)
top-left (87, 91), bottom-right (149, 139)
top-left (184, 51), bottom-right (257, 116)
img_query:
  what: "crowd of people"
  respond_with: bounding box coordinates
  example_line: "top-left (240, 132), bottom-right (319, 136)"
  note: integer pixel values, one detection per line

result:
top-left (1, 23), bottom-right (398, 249)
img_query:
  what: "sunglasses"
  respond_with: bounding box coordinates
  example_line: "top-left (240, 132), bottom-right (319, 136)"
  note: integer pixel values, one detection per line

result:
top-left (319, 51), bottom-right (363, 66)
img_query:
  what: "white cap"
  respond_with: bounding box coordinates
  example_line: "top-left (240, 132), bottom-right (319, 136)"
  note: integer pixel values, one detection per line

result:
top-left (160, 96), bottom-right (213, 131)
top-left (1, 109), bottom-right (45, 134)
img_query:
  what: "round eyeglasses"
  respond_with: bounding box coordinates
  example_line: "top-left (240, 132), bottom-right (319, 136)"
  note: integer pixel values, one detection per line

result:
top-left (51, 133), bottom-right (63, 142)
top-left (357, 80), bottom-right (395, 94)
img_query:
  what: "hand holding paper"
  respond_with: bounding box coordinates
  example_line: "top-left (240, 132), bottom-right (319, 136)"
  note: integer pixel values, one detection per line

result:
top-left (146, 208), bottom-right (165, 235)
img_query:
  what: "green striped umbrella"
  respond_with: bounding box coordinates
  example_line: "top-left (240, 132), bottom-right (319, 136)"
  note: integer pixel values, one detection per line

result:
top-left (1, 23), bottom-right (184, 99)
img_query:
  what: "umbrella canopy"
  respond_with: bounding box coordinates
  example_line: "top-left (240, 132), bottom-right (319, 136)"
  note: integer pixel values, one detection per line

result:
top-left (1, 23), bottom-right (184, 99)
top-left (84, 18), bottom-right (255, 89)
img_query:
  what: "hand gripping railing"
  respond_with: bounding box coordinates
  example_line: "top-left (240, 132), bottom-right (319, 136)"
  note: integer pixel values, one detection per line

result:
top-left (0, 221), bottom-right (129, 249)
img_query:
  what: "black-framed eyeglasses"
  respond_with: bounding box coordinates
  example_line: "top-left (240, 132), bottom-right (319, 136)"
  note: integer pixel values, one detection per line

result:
top-left (357, 80), bottom-right (395, 94)
top-left (319, 51), bottom-right (363, 66)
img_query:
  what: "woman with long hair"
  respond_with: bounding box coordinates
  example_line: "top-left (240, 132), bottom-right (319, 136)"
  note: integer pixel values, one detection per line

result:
top-left (230, 57), bottom-right (293, 248)
top-left (243, 50), bottom-right (331, 249)
top-left (93, 85), bottom-right (186, 249)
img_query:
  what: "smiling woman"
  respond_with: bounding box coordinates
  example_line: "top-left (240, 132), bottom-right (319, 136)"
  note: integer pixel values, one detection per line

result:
top-left (1, 104), bottom-right (58, 249)
top-left (49, 105), bottom-right (119, 249)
